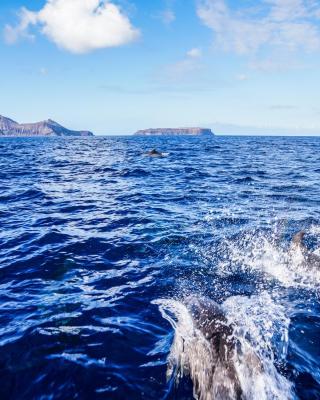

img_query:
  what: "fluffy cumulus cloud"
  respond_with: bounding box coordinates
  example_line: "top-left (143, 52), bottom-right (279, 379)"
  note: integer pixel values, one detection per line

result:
top-left (197, 0), bottom-right (320, 54)
top-left (4, 0), bottom-right (140, 54)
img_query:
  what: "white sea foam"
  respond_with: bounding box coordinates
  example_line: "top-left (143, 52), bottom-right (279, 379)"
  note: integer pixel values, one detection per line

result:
top-left (215, 228), bottom-right (320, 289)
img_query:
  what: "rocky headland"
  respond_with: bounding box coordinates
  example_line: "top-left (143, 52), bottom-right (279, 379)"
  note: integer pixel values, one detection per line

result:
top-left (0, 115), bottom-right (93, 137)
top-left (134, 127), bottom-right (214, 136)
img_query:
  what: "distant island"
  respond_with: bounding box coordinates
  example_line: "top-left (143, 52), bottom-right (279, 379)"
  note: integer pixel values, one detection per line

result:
top-left (0, 115), bottom-right (94, 137)
top-left (134, 127), bottom-right (214, 136)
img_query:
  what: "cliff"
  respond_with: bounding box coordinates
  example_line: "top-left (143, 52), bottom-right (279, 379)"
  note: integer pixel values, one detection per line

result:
top-left (134, 127), bottom-right (214, 136)
top-left (0, 115), bottom-right (93, 137)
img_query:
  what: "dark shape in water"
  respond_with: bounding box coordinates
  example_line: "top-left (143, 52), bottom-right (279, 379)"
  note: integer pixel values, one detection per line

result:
top-left (147, 149), bottom-right (164, 157)
top-left (291, 231), bottom-right (320, 269)
top-left (185, 297), bottom-right (262, 400)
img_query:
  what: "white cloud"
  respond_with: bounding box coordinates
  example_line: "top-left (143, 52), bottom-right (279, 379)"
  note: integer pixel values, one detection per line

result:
top-left (236, 73), bottom-right (248, 81)
top-left (197, 0), bottom-right (320, 54)
top-left (4, 7), bottom-right (37, 44)
top-left (269, 104), bottom-right (298, 110)
top-left (166, 48), bottom-right (203, 79)
top-left (187, 47), bottom-right (202, 58)
top-left (156, 0), bottom-right (177, 24)
top-left (158, 9), bottom-right (176, 24)
top-left (168, 59), bottom-right (200, 77)
top-left (249, 55), bottom-right (305, 71)
top-left (4, 0), bottom-right (140, 54)
top-left (39, 67), bottom-right (48, 76)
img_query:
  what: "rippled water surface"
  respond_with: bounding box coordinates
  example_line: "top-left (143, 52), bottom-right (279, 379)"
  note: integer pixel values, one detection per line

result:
top-left (0, 136), bottom-right (320, 399)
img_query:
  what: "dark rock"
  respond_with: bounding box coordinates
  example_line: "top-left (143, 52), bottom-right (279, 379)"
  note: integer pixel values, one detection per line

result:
top-left (0, 115), bottom-right (93, 137)
top-left (134, 127), bottom-right (214, 136)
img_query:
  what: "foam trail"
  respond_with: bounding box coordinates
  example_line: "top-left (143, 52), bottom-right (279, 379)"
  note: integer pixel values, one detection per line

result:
top-left (153, 295), bottom-right (295, 400)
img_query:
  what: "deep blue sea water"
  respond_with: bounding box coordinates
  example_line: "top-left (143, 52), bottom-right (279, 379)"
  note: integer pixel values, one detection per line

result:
top-left (0, 136), bottom-right (320, 399)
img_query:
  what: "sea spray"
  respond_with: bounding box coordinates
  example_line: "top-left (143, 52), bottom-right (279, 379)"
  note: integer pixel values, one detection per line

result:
top-left (153, 295), bottom-right (295, 400)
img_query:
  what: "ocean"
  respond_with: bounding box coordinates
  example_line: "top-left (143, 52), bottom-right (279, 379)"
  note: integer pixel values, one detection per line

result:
top-left (0, 135), bottom-right (319, 399)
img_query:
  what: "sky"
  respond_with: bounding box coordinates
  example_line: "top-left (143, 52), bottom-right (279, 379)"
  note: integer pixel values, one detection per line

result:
top-left (1, 0), bottom-right (320, 135)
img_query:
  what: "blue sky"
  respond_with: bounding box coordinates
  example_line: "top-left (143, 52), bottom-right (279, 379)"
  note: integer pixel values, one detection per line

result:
top-left (1, 0), bottom-right (320, 135)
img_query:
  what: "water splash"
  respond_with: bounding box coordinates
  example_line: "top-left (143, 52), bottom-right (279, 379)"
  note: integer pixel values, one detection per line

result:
top-left (212, 227), bottom-right (320, 290)
top-left (153, 294), bottom-right (295, 400)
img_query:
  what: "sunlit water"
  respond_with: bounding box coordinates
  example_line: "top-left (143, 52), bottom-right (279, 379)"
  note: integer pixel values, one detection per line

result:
top-left (0, 136), bottom-right (319, 399)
